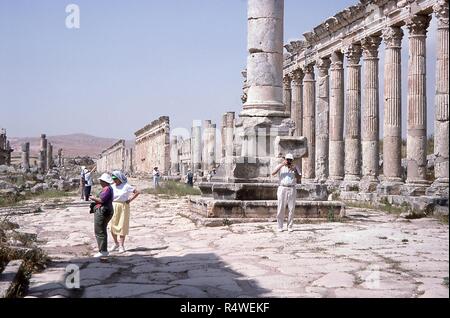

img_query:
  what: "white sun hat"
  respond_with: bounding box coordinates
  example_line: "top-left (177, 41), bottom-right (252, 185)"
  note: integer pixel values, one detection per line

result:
top-left (99, 173), bottom-right (113, 184)
top-left (285, 153), bottom-right (294, 160)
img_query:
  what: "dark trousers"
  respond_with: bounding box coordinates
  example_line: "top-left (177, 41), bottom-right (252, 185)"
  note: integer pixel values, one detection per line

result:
top-left (94, 208), bottom-right (113, 252)
top-left (84, 186), bottom-right (92, 201)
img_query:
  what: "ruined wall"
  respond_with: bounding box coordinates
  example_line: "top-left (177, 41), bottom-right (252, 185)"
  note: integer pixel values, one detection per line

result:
top-left (97, 140), bottom-right (133, 174)
top-left (134, 116), bottom-right (170, 175)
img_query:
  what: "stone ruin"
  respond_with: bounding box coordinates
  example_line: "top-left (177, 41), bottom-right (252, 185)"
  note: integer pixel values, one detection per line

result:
top-left (0, 129), bottom-right (13, 166)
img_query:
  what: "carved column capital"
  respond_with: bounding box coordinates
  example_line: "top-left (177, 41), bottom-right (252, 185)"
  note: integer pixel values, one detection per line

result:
top-left (382, 26), bottom-right (404, 48)
top-left (345, 43), bottom-right (362, 65)
top-left (303, 62), bottom-right (316, 80)
top-left (434, 0), bottom-right (449, 28)
top-left (316, 57), bottom-right (331, 76)
top-left (283, 74), bottom-right (292, 88)
top-left (330, 51), bottom-right (344, 70)
top-left (361, 36), bottom-right (382, 59)
top-left (406, 14), bottom-right (432, 36)
top-left (290, 68), bottom-right (304, 85)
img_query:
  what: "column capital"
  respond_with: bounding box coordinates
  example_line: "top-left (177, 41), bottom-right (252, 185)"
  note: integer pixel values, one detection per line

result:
top-left (345, 43), bottom-right (362, 65)
top-left (361, 36), bottom-right (382, 59)
top-left (316, 57), bottom-right (331, 76)
top-left (434, 0), bottom-right (449, 28)
top-left (290, 68), bottom-right (304, 85)
top-left (283, 74), bottom-right (292, 87)
top-left (382, 26), bottom-right (404, 48)
top-left (330, 51), bottom-right (344, 70)
top-left (406, 14), bottom-right (432, 36)
top-left (303, 62), bottom-right (316, 80)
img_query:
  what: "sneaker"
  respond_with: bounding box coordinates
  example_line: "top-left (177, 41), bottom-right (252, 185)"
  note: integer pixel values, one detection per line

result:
top-left (110, 244), bottom-right (120, 252)
top-left (288, 228), bottom-right (294, 232)
top-left (118, 246), bottom-right (126, 253)
top-left (277, 228), bottom-right (284, 233)
top-left (94, 251), bottom-right (109, 258)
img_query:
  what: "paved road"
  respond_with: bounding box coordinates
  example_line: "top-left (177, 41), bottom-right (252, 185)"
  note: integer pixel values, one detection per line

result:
top-left (9, 179), bottom-right (449, 298)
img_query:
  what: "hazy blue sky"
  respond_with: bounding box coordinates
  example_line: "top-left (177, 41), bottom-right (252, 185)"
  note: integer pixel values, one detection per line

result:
top-left (0, 0), bottom-right (437, 139)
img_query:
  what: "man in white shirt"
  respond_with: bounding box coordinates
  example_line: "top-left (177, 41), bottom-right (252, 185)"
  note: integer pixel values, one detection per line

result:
top-left (152, 167), bottom-right (161, 188)
top-left (83, 166), bottom-right (96, 201)
top-left (271, 153), bottom-right (301, 232)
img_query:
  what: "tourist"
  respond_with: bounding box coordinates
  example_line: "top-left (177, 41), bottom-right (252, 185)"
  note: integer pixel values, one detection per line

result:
top-left (89, 173), bottom-right (114, 257)
top-left (271, 153), bottom-right (301, 232)
top-left (206, 168), bottom-right (216, 182)
top-left (84, 166), bottom-right (96, 201)
top-left (80, 166), bottom-right (86, 200)
top-left (186, 169), bottom-right (194, 187)
top-left (152, 166), bottom-right (161, 188)
top-left (110, 170), bottom-right (140, 253)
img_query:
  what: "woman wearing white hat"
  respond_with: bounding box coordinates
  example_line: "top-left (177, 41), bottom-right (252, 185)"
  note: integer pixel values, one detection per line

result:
top-left (90, 173), bottom-right (115, 257)
top-left (272, 153), bottom-right (301, 232)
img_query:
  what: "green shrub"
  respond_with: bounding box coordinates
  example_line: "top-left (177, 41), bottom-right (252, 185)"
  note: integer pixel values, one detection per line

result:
top-left (142, 181), bottom-right (201, 197)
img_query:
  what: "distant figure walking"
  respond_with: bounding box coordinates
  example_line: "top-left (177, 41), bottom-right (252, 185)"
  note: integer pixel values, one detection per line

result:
top-left (271, 153), bottom-right (301, 232)
top-left (80, 166), bottom-right (86, 200)
top-left (90, 173), bottom-right (114, 257)
top-left (152, 167), bottom-right (161, 189)
top-left (83, 166), bottom-right (96, 201)
top-left (186, 169), bottom-right (194, 187)
top-left (110, 171), bottom-right (140, 253)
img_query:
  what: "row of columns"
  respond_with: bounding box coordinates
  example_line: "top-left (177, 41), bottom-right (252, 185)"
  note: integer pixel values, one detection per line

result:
top-left (283, 6), bottom-right (448, 191)
top-left (21, 136), bottom-right (63, 173)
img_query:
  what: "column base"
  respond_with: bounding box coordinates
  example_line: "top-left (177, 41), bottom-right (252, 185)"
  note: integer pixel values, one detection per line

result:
top-left (377, 179), bottom-right (404, 196)
top-left (340, 177), bottom-right (361, 192)
top-left (426, 178), bottom-right (449, 197)
top-left (403, 179), bottom-right (432, 197)
top-left (359, 176), bottom-right (379, 193)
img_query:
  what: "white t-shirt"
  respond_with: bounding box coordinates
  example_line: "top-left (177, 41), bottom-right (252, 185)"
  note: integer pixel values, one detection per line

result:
top-left (278, 165), bottom-right (301, 187)
top-left (111, 183), bottom-right (135, 202)
top-left (84, 171), bottom-right (93, 186)
top-left (153, 170), bottom-right (160, 178)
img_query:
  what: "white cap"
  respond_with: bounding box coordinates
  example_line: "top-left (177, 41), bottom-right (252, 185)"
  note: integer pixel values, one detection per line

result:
top-left (99, 173), bottom-right (113, 184)
top-left (285, 153), bottom-right (294, 160)
top-left (81, 166), bottom-right (86, 170)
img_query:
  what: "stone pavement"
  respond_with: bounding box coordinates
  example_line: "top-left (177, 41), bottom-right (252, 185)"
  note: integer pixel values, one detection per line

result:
top-left (7, 179), bottom-right (449, 298)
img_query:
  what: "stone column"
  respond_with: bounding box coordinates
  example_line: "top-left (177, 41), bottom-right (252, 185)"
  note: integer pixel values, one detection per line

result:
top-left (221, 113), bottom-right (227, 159)
top-left (283, 74), bottom-right (292, 115)
top-left (225, 112), bottom-right (235, 160)
top-left (432, 0), bottom-right (449, 191)
top-left (202, 120), bottom-right (212, 172)
top-left (170, 135), bottom-right (180, 175)
top-left (40, 134), bottom-right (48, 172)
top-left (343, 43), bottom-right (363, 186)
top-left (382, 26), bottom-right (404, 184)
top-left (242, 0), bottom-right (285, 116)
top-left (406, 14), bottom-right (431, 186)
top-left (6, 141), bottom-right (11, 165)
top-left (302, 62), bottom-right (316, 181)
top-left (361, 36), bottom-right (382, 190)
top-left (316, 57), bottom-right (331, 183)
top-left (38, 150), bottom-right (45, 174)
top-left (21, 142), bottom-right (30, 172)
top-left (207, 124), bottom-right (217, 170)
top-left (192, 124), bottom-right (202, 174)
top-left (57, 149), bottom-right (63, 167)
top-left (47, 142), bottom-right (53, 170)
top-left (329, 51), bottom-right (345, 182)
top-left (291, 68), bottom-right (304, 136)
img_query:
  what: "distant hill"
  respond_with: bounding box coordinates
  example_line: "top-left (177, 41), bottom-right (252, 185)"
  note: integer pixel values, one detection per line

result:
top-left (9, 133), bottom-right (134, 158)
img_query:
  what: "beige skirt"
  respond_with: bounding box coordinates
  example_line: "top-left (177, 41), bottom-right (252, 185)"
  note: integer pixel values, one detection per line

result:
top-left (110, 202), bottom-right (130, 236)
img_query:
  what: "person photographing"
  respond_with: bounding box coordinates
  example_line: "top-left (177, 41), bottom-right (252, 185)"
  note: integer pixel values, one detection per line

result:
top-left (271, 153), bottom-right (301, 232)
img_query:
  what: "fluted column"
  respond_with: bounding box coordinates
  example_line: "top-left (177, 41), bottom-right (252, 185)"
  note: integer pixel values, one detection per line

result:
top-left (382, 26), bottom-right (404, 183)
top-left (329, 51), bottom-right (345, 182)
top-left (242, 0), bottom-right (285, 116)
top-left (361, 36), bottom-right (381, 187)
top-left (283, 74), bottom-right (292, 115)
top-left (433, 0), bottom-right (449, 187)
top-left (170, 135), bottom-right (180, 175)
top-left (316, 57), bottom-right (331, 183)
top-left (406, 14), bottom-right (431, 185)
top-left (344, 44), bottom-right (362, 183)
top-left (290, 68), bottom-right (304, 136)
top-left (302, 62), bottom-right (316, 181)
top-left (192, 124), bottom-right (202, 173)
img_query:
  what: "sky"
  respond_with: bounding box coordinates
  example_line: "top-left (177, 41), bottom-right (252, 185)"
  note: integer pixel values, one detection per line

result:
top-left (0, 0), bottom-right (437, 140)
